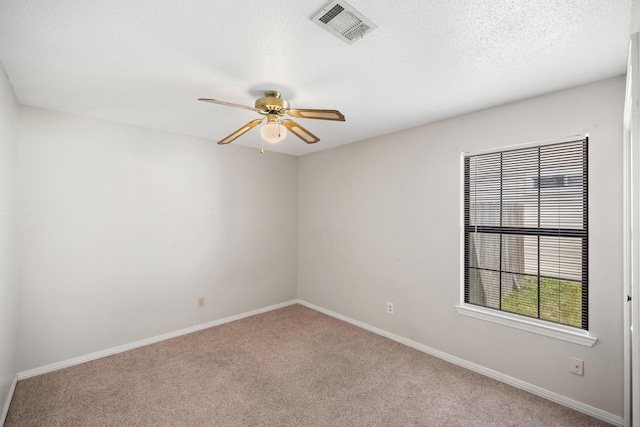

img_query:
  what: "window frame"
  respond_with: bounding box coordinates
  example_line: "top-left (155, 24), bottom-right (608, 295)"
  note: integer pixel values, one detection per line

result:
top-left (456, 135), bottom-right (597, 347)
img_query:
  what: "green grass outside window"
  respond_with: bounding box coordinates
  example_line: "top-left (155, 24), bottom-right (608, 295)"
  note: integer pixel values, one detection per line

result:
top-left (501, 277), bottom-right (582, 328)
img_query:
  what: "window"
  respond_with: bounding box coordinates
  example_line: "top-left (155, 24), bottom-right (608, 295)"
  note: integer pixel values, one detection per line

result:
top-left (463, 137), bottom-right (588, 330)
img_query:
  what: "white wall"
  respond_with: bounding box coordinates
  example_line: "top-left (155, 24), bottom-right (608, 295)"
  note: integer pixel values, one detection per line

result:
top-left (299, 76), bottom-right (626, 417)
top-left (17, 107), bottom-right (298, 371)
top-left (0, 62), bottom-right (18, 419)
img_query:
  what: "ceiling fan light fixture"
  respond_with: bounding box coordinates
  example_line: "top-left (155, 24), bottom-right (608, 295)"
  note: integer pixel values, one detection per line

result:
top-left (198, 90), bottom-right (344, 146)
top-left (260, 121), bottom-right (287, 143)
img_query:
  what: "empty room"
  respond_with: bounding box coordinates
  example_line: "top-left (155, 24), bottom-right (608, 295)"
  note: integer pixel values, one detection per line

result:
top-left (1, 1), bottom-right (639, 426)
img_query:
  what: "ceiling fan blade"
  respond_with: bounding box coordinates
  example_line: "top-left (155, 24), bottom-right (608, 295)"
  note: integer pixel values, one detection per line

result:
top-left (281, 119), bottom-right (320, 144)
top-left (198, 98), bottom-right (263, 113)
top-left (217, 118), bottom-right (264, 145)
top-left (287, 109), bottom-right (345, 121)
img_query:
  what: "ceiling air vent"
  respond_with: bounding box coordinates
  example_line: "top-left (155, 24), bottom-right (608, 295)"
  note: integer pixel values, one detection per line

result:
top-left (311, 0), bottom-right (377, 44)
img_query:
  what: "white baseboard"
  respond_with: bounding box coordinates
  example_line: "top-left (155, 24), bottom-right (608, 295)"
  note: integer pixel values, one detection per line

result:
top-left (297, 299), bottom-right (624, 427)
top-left (1, 374), bottom-right (18, 426)
top-left (17, 300), bottom-right (298, 380)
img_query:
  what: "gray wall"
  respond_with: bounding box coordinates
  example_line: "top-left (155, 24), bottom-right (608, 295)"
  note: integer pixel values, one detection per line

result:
top-left (0, 62), bottom-right (18, 420)
top-left (298, 76), bottom-right (626, 416)
top-left (16, 107), bottom-right (299, 371)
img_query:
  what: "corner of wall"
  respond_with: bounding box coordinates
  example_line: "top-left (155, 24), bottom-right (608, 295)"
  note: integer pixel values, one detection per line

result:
top-left (0, 60), bottom-right (19, 423)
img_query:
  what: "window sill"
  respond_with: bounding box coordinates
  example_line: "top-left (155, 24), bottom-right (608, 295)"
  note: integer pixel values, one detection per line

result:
top-left (455, 304), bottom-right (597, 347)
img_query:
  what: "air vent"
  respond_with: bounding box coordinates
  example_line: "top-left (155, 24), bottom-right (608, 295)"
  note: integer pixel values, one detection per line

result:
top-left (311, 0), bottom-right (377, 44)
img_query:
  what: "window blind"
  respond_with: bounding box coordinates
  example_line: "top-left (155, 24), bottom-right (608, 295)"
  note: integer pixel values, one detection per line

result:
top-left (463, 137), bottom-right (588, 330)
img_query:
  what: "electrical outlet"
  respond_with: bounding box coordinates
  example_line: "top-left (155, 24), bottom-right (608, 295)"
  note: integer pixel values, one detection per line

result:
top-left (387, 302), bottom-right (394, 314)
top-left (197, 297), bottom-right (205, 308)
top-left (570, 357), bottom-right (584, 376)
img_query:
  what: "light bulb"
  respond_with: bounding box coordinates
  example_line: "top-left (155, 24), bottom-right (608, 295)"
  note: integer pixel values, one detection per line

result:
top-left (260, 122), bottom-right (287, 143)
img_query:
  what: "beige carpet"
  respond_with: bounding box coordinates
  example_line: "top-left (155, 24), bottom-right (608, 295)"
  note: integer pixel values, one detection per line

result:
top-left (6, 304), bottom-right (610, 426)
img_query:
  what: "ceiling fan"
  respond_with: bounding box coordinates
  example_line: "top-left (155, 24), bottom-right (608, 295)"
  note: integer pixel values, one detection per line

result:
top-left (198, 90), bottom-right (345, 145)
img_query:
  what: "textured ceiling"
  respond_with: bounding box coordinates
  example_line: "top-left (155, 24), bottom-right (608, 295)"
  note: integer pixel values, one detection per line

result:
top-left (0, 0), bottom-right (633, 156)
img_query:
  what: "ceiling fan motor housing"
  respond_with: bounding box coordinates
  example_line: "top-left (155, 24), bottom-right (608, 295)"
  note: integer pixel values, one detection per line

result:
top-left (255, 91), bottom-right (289, 114)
